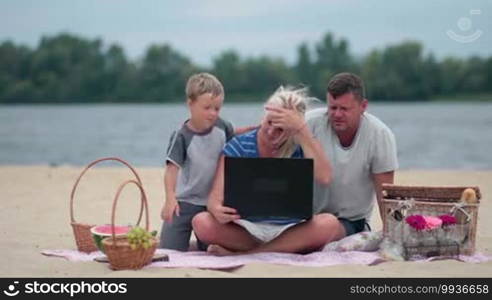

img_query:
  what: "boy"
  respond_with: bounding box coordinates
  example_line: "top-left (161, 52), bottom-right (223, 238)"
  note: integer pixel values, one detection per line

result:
top-left (159, 73), bottom-right (237, 251)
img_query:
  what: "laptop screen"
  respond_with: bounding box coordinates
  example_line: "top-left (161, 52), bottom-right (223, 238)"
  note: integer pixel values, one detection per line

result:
top-left (224, 157), bottom-right (313, 223)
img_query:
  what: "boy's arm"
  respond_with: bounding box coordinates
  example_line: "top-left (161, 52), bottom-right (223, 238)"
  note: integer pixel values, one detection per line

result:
top-left (207, 155), bottom-right (240, 224)
top-left (234, 125), bottom-right (258, 135)
top-left (162, 162), bottom-right (179, 222)
top-left (207, 156), bottom-right (224, 209)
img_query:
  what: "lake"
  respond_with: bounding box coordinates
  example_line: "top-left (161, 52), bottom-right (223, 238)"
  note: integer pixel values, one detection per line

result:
top-left (1, 102), bottom-right (491, 169)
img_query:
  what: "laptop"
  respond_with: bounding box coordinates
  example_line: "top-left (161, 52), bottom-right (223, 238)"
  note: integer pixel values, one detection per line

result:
top-left (224, 156), bottom-right (313, 223)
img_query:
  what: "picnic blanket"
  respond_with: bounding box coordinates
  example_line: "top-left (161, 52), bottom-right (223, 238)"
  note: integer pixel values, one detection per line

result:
top-left (41, 231), bottom-right (491, 269)
top-left (41, 248), bottom-right (491, 270)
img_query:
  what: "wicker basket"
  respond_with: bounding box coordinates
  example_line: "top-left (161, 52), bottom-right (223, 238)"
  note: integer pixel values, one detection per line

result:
top-left (382, 184), bottom-right (481, 258)
top-left (70, 157), bottom-right (144, 253)
top-left (103, 179), bottom-right (157, 270)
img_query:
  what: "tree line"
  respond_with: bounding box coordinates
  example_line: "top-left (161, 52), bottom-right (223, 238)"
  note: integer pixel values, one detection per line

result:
top-left (1, 32), bottom-right (491, 103)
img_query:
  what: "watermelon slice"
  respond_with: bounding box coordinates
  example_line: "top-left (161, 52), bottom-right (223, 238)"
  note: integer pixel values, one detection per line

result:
top-left (90, 224), bottom-right (131, 253)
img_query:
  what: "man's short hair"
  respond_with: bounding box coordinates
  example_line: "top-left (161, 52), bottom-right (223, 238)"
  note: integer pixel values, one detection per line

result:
top-left (185, 73), bottom-right (224, 101)
top-left (327, 72), bottom-right (365, 101)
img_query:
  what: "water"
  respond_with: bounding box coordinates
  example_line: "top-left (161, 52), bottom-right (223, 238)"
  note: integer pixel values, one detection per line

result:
top-left (1, 102), bottom-right (491, 169)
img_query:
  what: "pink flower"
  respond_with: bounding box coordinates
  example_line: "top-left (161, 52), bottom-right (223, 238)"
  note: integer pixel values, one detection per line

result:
top-left (438, 214), bottom-right (457, 226)
top-left (405, 215), bottom-right (445, 231)
top-left (405, 215), bottom-right (426, 231)
top-left (423, 216), bottom-right (442, 230)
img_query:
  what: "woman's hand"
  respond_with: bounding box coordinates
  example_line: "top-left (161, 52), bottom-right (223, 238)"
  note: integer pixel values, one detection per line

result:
top-left (208, 204), bottom-right (240, 224)
top-left (264, 105), bottom-right (309, 146)
top-left (264, 105), bottom-right (304, 133)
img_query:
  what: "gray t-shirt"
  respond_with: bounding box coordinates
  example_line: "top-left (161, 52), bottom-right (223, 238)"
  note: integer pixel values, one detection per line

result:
top-left (306, 108), bottom-right (398, 221)
top-left (166, 118), bottom-right (234, 206)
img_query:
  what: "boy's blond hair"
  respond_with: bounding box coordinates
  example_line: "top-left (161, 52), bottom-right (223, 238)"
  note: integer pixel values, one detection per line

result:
top-left (185, 73), bottom-right (224, 101)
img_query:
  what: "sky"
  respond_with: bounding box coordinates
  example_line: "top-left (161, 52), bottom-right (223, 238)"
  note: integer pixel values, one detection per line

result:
top-left (1, 0), bottom-right (491, 67)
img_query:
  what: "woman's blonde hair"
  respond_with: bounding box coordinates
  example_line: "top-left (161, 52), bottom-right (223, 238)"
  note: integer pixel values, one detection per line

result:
top-left (264, 86), bottom-right (313, 158)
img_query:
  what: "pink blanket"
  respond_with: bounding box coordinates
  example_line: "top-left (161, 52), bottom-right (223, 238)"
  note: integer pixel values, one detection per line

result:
top-left (41, 249), bottom-right (491, 270)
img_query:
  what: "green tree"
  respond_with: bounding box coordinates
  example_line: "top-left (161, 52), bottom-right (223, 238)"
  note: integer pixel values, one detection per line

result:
top-left (461, 56), bottom-right (487, 93)
top-left (1, 32), bottom-right (492, 103)
top-left (360, 41), bottom-right (430, 100)
top-left (102, 44), bottom-right (139, 102)
top-left (439, 57), bottom-right (465, 95)
top-left (242, 56), bottom-right (295, 100)
top-left (138, 44), bottom-right (196, 102)
top-left (294, 43), bottom-right (315, 87)
top-left (382, 41), bottom-right (429, 100)
top-left (361, 49), bottom-right (386, 100)
top-left (312, 33), bottom-right (354, 97)
top-left (212, 50), bottom-right (246, 95)
top-left (422, 54), bottom-right (442, 96)
top-left (315, 33), bottom-right (353, 72)
top-left (485, 57), bottom-right (492, 93)
top-left (0, 41), bottom-right (34, 102)
top-left (28, 34), bottom-right (107, 102)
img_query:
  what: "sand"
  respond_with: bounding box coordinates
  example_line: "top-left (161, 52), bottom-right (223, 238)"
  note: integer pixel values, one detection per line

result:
top-left (1, 166), bottom-right (491, 277)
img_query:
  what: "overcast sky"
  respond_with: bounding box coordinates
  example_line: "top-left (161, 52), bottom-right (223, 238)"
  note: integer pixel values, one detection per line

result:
top-left (1, 0), bottom-right (491, 66)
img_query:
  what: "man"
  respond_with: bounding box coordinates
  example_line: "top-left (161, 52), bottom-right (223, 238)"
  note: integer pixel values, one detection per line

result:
top-left (192, 86), bottom-right (342, 256)
top-left (307, 72), bottom-right (398, 235)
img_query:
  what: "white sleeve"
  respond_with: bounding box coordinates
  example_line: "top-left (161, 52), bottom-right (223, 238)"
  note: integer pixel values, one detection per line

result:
top-left (371, 126), bottom-right (398, 174)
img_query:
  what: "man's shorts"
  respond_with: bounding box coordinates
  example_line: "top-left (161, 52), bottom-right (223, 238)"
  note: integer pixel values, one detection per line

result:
top-left (234, 219), bottom-right (301, 243)
top-left (338, 218), bottom-right (368, 236)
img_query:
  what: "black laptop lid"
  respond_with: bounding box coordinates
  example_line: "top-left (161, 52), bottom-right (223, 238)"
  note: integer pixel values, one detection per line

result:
top-left (224, 157), bottom-right (313, 222)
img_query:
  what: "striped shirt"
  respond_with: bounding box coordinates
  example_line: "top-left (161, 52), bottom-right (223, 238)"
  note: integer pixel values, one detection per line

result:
top-left (223, 129), bottom-right (303, 158)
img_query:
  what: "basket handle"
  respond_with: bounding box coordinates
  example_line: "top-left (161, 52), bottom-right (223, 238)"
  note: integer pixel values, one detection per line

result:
top-left (110, 179), bottom-right (150, 244)
top-left (69, 157), bottom-right (144, 225)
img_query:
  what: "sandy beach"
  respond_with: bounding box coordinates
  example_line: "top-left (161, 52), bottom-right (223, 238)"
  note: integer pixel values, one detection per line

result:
top-left (1, 166), bottom-right (491, 277)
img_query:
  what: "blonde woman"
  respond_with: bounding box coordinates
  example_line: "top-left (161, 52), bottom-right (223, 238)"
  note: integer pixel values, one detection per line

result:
top-left (192, 86), bottom-right (345, 256)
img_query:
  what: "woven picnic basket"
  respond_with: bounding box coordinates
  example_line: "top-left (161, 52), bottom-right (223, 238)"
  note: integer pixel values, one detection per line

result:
top-left (382, 184), bottom-right (481, 258)
top-left (69, 157), bottom-right (143, 253)
top-left (102, 179), bottom-right (157, 270)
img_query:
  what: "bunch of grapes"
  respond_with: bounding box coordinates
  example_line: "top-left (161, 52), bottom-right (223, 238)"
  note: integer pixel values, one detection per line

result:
top-left (127, 226), bottom-right (155, 250)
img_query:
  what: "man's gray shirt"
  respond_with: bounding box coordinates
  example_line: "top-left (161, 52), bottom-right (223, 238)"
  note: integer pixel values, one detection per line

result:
top-left (307, 108), bottom-right (398, 221)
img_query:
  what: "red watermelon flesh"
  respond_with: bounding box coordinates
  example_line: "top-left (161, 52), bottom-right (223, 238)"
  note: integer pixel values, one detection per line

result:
top-left (91, 224), bottom-right (132, 253)
top-left (91, 224), bottom-right (131, 236)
